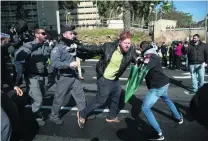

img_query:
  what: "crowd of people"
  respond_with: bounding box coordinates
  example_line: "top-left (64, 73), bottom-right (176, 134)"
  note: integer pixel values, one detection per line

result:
top-left (1, 24), bottom-right (208, 141)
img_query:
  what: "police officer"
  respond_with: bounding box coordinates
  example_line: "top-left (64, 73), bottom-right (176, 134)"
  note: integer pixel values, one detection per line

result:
top-left (15, 27), bottom-right (50, 126)
top-left (49, 25), bottom-right (86, 124)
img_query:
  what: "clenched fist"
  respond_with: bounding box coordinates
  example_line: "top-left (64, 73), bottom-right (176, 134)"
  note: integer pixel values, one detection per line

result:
top-left (14, 86), bottom-right (23, 96)
top-left (70, 61), bottom-right (78, 70)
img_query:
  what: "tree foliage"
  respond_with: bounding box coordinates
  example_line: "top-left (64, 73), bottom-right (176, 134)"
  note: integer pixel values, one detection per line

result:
top-left (96, 1), bottom-right (123, 19)
top-left (162, 10), bottom-right (193, 27)
top-left (58, 1), bottom-right (79, 10)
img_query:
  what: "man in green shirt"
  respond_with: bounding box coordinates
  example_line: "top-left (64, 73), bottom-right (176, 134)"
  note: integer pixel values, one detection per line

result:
top-left (76, 31), bottom-right (137, 129)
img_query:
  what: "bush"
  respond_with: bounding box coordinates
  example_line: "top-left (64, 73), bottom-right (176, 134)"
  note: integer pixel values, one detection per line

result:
top-left (76, 28), bottom-right (151, 45)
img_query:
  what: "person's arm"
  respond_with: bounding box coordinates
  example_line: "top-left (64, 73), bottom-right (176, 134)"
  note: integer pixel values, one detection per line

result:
top-left (15, 42), bottom-right (43, 61)
top-left (77, 43), bottom-right (104, 54)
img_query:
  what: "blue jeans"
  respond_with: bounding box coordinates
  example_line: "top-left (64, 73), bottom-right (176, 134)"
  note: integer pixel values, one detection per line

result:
top-left (14, 60), bottom-right (24, 85)
top-left (185, 55), bottom-right (188, 68)
top-left (142, 84), bottom-right (181, 134)
top-left (189, 64), bottom-right (205, 92)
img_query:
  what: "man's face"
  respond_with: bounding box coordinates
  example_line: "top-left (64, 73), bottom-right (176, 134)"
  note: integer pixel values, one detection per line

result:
top-left (35, 29), bottom-right (47, 42)
top-left (193, 36), bottom-right (199, 43)
top-left (63, 31), bottom-right (75, 40)
top-left (1, 38), bottom-right (10, 47)
top-left (119, 38), bottom-right (132, 53)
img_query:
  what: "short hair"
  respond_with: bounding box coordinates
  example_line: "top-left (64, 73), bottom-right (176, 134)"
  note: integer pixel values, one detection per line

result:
top-left (34, 27), bottom-right (45, 34)
top-left (193, 34), bottom-right (200, 38)
top-left (119, 31), bottom-right (133, 41)
top-left (140, 41), bottom-right (151, 50)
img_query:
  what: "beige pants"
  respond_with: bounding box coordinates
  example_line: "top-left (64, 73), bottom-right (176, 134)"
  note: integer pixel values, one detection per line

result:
top-left (76, 57), bottom-right (82, 77)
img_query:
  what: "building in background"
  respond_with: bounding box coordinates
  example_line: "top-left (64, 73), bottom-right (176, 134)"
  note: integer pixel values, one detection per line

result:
top-left (1, 1), bottom-right (100, 31)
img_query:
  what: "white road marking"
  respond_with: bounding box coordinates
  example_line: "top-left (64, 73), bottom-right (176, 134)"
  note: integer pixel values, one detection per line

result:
top-left (82, 66), bottom-right (93, 68)
top-left (25, 105), bottom-right (129, 114)
top-left (173, 76), bottom-right (191, 79)
top-left (85, 59), bottom-right (99, 62)
top-left (182, 72), bottom-right (191, 75)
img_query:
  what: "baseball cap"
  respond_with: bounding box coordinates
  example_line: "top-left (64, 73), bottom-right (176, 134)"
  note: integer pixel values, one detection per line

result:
top-left (0, 33), bottom-right (10, 39)
top-left (61, 25), bottom-right (75, 34)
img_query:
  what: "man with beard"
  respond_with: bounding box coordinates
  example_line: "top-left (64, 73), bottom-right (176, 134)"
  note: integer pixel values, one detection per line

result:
top-left (76, 31), bottom-right (137, 129)
top-left (15, 27), bottom-right (50, 126)
top-left (185, 34), bottom-right (208, 95)
top-left (49, 25), bottom-right (86, 124)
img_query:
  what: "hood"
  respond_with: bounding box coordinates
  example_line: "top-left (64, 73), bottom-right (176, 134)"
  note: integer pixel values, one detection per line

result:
top-left (143, 47), bottom-right (158, 56)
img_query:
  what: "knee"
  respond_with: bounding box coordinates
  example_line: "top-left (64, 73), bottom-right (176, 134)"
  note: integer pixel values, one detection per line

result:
top-left (141, 104), bottom-right (150, 112)
top-left (34, 96), bottom-right (43, 105)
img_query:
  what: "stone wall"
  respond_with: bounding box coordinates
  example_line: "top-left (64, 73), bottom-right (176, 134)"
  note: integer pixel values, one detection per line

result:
top-left (155, 28), bottom-right (205, 44)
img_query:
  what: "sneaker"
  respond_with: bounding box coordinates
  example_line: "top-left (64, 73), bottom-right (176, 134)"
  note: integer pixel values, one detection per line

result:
top-left (34, 111), bottom-right (45, 126)
top-left (188, 91), bottom-right (196, 95)
top-left (77, 112), bottom-right (85, 129)
top-left (172, 113), bottom-right (183, 124)
top-left (106, 117), bottom-right (120, 123)
top-left (36, 118), bottom-right (46, 126)
top-left (147, 134), bottom-right (164, 140)
top-left (79, 76), bottom-right (84, 80)
top-left (177, 113), bottom-right (183, 124)
top-left (50, 116), bottom-right (64, 125)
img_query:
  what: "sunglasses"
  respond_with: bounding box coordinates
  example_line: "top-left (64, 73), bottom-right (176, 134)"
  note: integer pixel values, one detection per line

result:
top-left (38, 32), bottom-right (47, 36)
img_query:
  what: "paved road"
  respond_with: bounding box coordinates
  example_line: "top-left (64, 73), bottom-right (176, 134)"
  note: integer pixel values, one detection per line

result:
top-left (6, 61), bottom-right (208, 141)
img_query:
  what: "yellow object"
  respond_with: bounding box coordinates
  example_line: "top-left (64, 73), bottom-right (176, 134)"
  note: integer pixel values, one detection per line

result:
top-left (103, 47), bottom-right (123, 80)
top-left (47, 58), bottom-right (51, 65)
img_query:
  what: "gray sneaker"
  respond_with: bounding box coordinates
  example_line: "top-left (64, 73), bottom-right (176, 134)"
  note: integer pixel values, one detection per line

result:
top-left (36, 118), bottom-right (46, 126)
top-left (50, 115), bottom-right (64, 125)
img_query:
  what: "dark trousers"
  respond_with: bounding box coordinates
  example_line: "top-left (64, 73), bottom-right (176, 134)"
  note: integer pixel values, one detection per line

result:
top-left (1, 93), bottom-right (22, 141)
top-left (162, 54), bottom-right (167, 67)
top-left (176, 56), bottom-right (181, 70)
top-left (80, 77), bottom-right (122, 119)
top-left (51, 76), bottom-right (86, 118)
top-left (1, 107), bottom-right (11, 141)
top-left (169, 55), bottom-right (172, 68)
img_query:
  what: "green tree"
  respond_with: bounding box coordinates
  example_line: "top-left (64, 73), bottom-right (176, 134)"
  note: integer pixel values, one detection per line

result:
top-left (58, 1), bottom-right (79, 25)
top-left (95, 1), bottom-right (161, 29)
top-left (58, 1), bottom-right (79, 10)
top-left (162, 10), bottom-right (193, 27)
top-left (123, 0), bottom-right (132, 31)
top-left (96, 1), bottom-right (122, 19)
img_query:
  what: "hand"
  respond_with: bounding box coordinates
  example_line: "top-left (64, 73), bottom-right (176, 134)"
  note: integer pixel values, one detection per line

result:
top-left (14, 86), bottom-right (23, 96)
top-left (70, 61), bottom-right (78, 69)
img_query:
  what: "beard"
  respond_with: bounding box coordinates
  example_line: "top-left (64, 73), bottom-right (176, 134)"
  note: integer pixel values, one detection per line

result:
top-left (62, 37), bottom-right (74, 46)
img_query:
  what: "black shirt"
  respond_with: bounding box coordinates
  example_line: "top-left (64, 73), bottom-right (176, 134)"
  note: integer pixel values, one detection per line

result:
top-left (145, 54), bottom-right (169, 89)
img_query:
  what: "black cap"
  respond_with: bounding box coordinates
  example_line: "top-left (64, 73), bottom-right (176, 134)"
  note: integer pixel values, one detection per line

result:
top-left (61, 25), bottom-right (75, 34)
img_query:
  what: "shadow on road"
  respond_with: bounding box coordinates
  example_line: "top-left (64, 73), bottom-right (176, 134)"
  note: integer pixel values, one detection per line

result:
top-left (174, 102), bottom-right (194, 122)
top-left (116, 95), bottom-right (156, 141)
top-left (169, 78), bottom-right (192, 91)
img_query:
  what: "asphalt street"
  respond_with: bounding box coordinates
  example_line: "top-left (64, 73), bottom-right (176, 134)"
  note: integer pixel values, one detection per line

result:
top-left (5, 60), bottom-right (208, 141)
